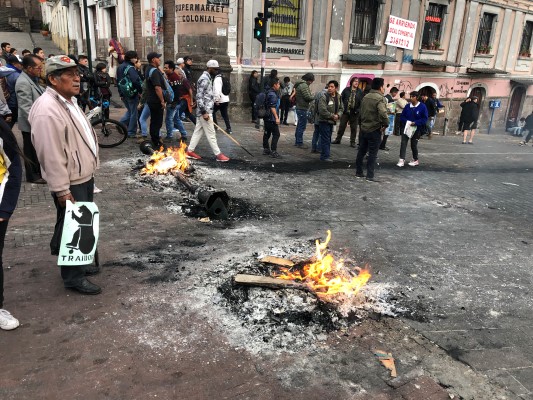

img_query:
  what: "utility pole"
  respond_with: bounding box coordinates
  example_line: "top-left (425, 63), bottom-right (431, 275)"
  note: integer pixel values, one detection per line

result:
top-left (82, 0), bottom-right (93, 70)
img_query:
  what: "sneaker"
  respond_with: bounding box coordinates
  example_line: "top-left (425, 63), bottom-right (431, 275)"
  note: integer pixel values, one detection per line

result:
top-left (166, 134), bottom-right (174, 139)
top-left (321, 158), bottom-right (333, 162)
top-left (355, 173), bottom-right (365, 179)
top-left (519, 141), bottom-right (526, 146)
top-left (186, 150), bottom-right (202, 160)
top-left (311, 149), bottom-right (318, 153)
top-left (226, 130), bottom-right (233, 135)
top-left (408, 160), bottom-right (419, 167)
top-left (263, 148), bottom-right (271, 155)
top-left (270, 151), bottom-right (281, 158)
top-left (379, 146), bottom-right (390, 151)
top-left (332, 139), bottom-right (341, 144)
top-left (397, 159), bottom-right (405, 167)
top-left (365, 177), bottom-right (379, 183)
top-left (93, 185), bottom-right (102, 194)
top-left (0, 309), bottom-right (20, 330)
top-left (350, 143), bottom-right (356, 148)
top-left (216, 153), bottom-right (230, 162)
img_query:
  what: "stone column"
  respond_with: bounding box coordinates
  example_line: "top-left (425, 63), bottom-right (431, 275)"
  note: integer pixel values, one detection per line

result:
top-left (447, 0), bottom-right (465, 63)
top-left (310, 0), bottom-right (327, 61)
top-left (459, 1), bottom-right (479, 66)
top-left (175, 0), bottom-right (232, 81)
top-left (506, 11), bottom-right (524, 71)
top-left (328, 0), bottom-right (346, 64)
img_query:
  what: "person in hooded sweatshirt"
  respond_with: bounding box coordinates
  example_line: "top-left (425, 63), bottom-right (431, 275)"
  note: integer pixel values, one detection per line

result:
top-left (293, 73), bottom-right (315, 148)
top-left (0, 55), bottom-right (22, 127)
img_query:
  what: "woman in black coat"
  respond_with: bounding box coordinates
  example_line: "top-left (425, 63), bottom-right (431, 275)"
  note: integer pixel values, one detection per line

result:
top-left (0, 118), bottom-right (22, 330)
top-left (248, 70), bottom-right (261, 123)
top-left (459, 96), bottom-right (480, 144)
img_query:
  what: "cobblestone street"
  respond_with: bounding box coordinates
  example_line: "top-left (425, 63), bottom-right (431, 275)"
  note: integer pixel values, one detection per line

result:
top-left (1, 108), bottom-right (533, 399)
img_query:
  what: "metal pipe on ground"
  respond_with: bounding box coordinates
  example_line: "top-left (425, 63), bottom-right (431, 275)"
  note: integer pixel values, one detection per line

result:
top-left (139, 141), bottom-right (230, 220)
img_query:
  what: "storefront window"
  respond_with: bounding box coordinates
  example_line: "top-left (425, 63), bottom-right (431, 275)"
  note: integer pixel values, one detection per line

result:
top-left (421, 3), bottom-right (445, 48)
top-left (476, 13), bottom-right (496, 53)
top-left (520, 21), bottom-right (533, 55)
top-left (351, 0), bottom-right (379, 45)
top-left (270, 0), bottom-right (301, 38)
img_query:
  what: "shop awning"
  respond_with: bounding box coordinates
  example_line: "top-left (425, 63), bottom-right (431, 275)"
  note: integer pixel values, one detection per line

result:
top-left (412, 59), bottom-right (462, 67)
top-left (510, 79), bottom-right (533, 86)
top-left (466, 67), bottom-right (508, 74)
top-left (340, 54), bottom-right (397, 64)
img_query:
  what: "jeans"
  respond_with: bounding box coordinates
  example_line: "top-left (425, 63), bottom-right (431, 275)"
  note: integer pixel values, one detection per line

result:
top-left (51, 178), bottom-right (94, 287)
top-left (165, 104), bottom-right (179, 137)
top-left (335, 113), bottom-right (359, 144)
top-left (250, 95), bottom-right (257, 121)
top-left (120, 96), bottom-right (139, 136)
top-left (148, 102), bottom-right (165, 147)
top-left (319, 122), bottom-right (333, 160)
top-left (263, 121), bottom-right (280, 151)
top-left (355, 129), bottom-right (382, 179)
top-left (0, 219), bottom-right (8, 308)
top-left (400, 131), bottom-right (420, 161)
top-left (188, 114), bottom-right (221, 155)
top-left (294, 109), bottom-right (308, 145)
top-left (311, 124), bottom-right (321, 151)
top-left (21, 131), bottom-right (41, 181)
top-left (213, 102), bottom-right (232, 132)
top-left (139, 104), bottom-right (150, 137)
top-left (176, 98), bottom-right (196, 126)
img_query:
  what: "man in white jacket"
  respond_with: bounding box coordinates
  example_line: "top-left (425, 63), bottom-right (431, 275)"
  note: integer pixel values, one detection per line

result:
top-left (212, 71), bottom-right (232, 134)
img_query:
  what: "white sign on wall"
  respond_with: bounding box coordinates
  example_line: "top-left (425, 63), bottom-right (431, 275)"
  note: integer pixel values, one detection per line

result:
top-left (385, 16), bottom-right (417, 50)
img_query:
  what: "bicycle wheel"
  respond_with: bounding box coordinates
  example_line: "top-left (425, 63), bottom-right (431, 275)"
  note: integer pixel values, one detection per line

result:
top-left (93, 118), bottom-right (128, 148)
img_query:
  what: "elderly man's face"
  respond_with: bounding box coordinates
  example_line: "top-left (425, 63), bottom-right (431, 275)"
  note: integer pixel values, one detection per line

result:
top-left (26, 58), bottom-right (43, 78)
top-left (50, 67), bottom-right (81, 98)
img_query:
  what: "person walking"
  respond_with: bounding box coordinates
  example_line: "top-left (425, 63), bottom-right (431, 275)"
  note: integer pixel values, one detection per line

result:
top-left (185, 60), bottom-right (229, 162)
top-left (173, 67), bottom-right (196, 139)
top-left (248, 70), bottom-right (260, 123)
top-left (317, 80), bottom-right (343, 162)
top-left (279, 77), bottom-right (293, 125)
top-left (15, 54), bottom-right (45, 183)
top-left (421, 93), bottom-right (437, 139)
top-left (183, 56), bottom-right (194, 87)
top-left (144, 52), bottom-right (167, 148)
top-left (117, 51), bottom-right (143, 138)
top-left (332, 77), bottom-right (362, 147)
top-left (0, 55), bottom-right (22, 127)
top-left (0, 118), bottom-right (23, 330)
top-left (213, 70), bottom-right (233, 134)
top-left (394, 92), bottom-right (408, 136)
top-left (163, 60), bottom-right (183, 140)
top-left (29, 55), bottom-right (101, 295)
top-left (355, 78), bottom-right (389, 182)
top-left (263, 78), bottom-right (281, 158)
top-left (397, 91), bottom-right (428, 168)
top-left (459, 96), bottom-right (480, 144)
top-left (310, 86), bottom-right (327, 153)
top-left (379, 87), bottom-right (398, 151)
top-left (293, 73), bottom-right (315, 148)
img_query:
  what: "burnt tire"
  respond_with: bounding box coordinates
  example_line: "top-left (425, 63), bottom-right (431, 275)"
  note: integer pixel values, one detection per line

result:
top-left (93, 118), bottom-right (128, 148)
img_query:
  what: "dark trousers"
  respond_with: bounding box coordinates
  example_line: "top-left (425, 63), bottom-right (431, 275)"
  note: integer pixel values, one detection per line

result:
top-left (355, 130), bottom-right (382, 179)
top-left (319, 122), bottom-right (333, 160)
top-left (21, 131), bottom-right (41, 182)
top-left (524, 129), bottom-right (533, 143)
top-left (51, 178), bottom-right (94, 287)
top-left (393, 114), bottom-right (402, 136)
top-left (147, 102), bottom-right (165, 147)
top-left (249, 95), bottom-right (257, 121)
top-left (213, 102), bottom-right (232, 132)
top-left (263, 121), bottom-right (280, 151)
top-left (400, 131), bottom-right (420, 161)
top-left (380, 133), bottom-right (389, 149)
top-left (280, 95), bottom-right (291, 123)
top-left (0, 220), bottom-right (9, 308)
top-left (335, 113), bottom-right (359, 144)
top-left (7, 108), bottom-right (17, 128)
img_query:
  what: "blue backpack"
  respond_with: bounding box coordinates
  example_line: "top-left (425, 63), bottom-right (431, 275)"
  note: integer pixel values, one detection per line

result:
top-left (148, 67), bottom-right (174, 103)
top-left (254, 92), bottom-right (268, 118)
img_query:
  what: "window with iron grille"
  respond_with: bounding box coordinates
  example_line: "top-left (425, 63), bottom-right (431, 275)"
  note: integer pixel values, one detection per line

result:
top-left (270, 0), bottom-right (301, 38)
top-left (421, 3), bottom-right (445, 48)
top-left (351, 0), bottom-right (379, 44)
top-left (476, 13), bottom-right (496, 53)
top-left (519, 21), bottom-right (533, 54)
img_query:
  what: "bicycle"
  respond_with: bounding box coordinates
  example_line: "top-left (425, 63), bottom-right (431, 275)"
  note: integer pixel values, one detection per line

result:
top-left (87, 94), bottom-right (128, 148)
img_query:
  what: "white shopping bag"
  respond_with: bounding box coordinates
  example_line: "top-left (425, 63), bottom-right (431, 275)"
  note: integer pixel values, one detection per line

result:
top-left (404, 121), bottom-right (417, 138)
top-left (58, 200), bottom-right (100, 266)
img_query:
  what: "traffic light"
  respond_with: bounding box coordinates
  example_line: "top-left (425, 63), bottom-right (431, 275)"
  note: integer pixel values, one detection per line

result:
top-left (264, 1), bottom-right (274, 19)
top-left (254, 17), bottom-right (264, 42)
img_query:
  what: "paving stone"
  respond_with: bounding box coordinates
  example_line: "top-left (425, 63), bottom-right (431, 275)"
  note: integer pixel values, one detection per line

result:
top-left (395, 376), bottom-right (449, 399)
top-left (484, 369), bottom-right (530, 397)
top-left (457, 348), bottom-right (533, 371)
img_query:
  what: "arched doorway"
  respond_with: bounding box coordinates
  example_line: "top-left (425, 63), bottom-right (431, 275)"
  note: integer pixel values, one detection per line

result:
top-left (507, 86), bottom-right (526, 128)
top-left (470, 87), bottom-right (485, 105)
top-left (416, 82), bottom-right (439, 97)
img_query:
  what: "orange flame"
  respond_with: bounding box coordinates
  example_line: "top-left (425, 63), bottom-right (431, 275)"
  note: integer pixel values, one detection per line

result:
top-left (141, 142), bottom-right (190, 175)
top-left (274, 230), bottom-right (371, 298)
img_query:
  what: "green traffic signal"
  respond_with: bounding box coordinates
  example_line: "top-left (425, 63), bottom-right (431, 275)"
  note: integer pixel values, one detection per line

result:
top-left (254, 17), bottom-right (264, 42)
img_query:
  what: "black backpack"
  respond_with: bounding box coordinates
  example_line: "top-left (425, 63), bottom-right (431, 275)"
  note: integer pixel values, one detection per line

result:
top-left (254, 92), bottom-right (268, 118)
top-left (221, 75), bottom-right (231, 96)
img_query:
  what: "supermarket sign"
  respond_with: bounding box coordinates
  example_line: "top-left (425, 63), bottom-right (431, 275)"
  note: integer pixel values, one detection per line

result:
top-left (385, 16), bottom-right (417, 50)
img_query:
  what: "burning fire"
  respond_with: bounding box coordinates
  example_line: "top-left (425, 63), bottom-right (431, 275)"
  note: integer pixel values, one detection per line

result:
top-left (274, 230), bottom-right (371, 298)
top-left (141, 142), bottom-right (190, 175)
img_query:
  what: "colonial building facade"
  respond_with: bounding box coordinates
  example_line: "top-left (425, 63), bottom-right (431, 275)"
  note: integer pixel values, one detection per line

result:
top-left (41, 0), bottom-right (533, 131)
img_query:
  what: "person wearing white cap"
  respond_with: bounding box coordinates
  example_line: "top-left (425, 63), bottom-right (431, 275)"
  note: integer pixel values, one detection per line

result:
top-left (186, 60), bottom-right (229, 162)
top-left (175, 57), bottom-right (186, 79)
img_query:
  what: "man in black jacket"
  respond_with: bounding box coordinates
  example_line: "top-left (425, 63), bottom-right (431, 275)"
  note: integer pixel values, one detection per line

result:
top-left (421, 93), bottom-right (437, 139)
top-left (332, 77), bottom-right (363, 147)
top-left (117, 50), bottom-right (143, 137)
top-left (519, 111), bottom-right (533, 146)
top-left (77, 55), bottom-right (94, 111)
